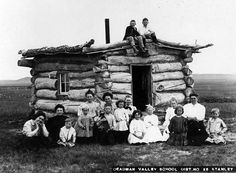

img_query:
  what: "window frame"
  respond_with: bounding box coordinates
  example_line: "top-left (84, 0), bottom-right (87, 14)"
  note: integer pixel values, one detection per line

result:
top-left (57, 71), bottom-right (70, 96)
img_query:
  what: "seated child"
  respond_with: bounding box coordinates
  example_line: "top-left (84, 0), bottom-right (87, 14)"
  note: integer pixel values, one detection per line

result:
top-left (114, 100), bottom-right (129, 144)
top-left (95, 104), bottom-right (116, 145)
top-left (57, 118), bottom-right (76, 147)
top-left (143, 104), bottom-right (164, 143)
top-left (74, 103), bottom-right (94, 144)
top-left (128, 110), bottom-right (147, 145)
top-left (167, 105), bottom-right (188, 146)
top-left (205, 108), bottom-right (227, 144)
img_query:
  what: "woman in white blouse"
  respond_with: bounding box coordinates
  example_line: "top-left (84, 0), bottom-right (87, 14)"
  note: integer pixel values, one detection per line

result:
top-left (22, 111), bottom-right (50, 147)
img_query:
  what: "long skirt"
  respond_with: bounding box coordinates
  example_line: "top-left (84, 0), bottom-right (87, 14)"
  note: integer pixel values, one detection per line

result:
top-left (143, 126), bottom-right (164, 143)
top-left (167, 132), bottom-right (188, 146)
top-left (206, 135), bottom-right (226, 144)
top-left (128, 132), bottom-right (147, 144)
top-left (97, 130), bottom-right (115, 145)
top-left (114, 130), bottom-right (129, 144)
top-left (187, 120), bottom-right (208, 146)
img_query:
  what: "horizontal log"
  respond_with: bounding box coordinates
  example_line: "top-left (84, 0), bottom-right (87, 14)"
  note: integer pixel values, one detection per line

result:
top-left (95, 85), bottom-right (111, 99)
top-left (35, 99), bottom-right (83, 114)
top-left (35, 78), bottom-right (58, 90)
top-left (107, 55), bottom-right (178, 65)
top-left (111, 83), bottom-right (132, 94)
top-left (152, 62), bottom-right (182, 73)
top-left (83, 40), bottom-right (130, 53)
top-left (113, 93), bottom-right (131, 100)
top-left (184, 87), bottom-right (194, 97)
top-left (95, 82), bottom-right (131, 95)
top-left (68, 89), bottom-right (95, 101)
top-left (18, 59), bottom-right (35, 68)
top-left (154, 80), bottom-right (186, 91)
top-left (108, 65), bottom-right (129, 72)
top-left (34, 63), bottom-right (94, 72)
top-left (68, 71), bottom-right (96, 79)
top-left (36, 89), bottom-right (57, 99)
top-left (34, 54), bottom-right (98, 64)
top-left (184, 76), bottom-right (194, 86)
top-left (69, 78), bottom-right (95, 89)
top-left (152, 71), bottom-right (184, 82)
top-left (109, 72), bottom-right (131, 83)
top-left (154, 92), bottom-right (185, 106)
top-left (37, 71), bottom-right (57, 78)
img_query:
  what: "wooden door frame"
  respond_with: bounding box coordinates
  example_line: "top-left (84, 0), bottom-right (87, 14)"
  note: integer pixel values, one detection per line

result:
top-left (130, 64), bottom-right (153, 106)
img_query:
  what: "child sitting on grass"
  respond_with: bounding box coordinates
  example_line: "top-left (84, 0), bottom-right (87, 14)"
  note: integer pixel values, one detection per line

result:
top-left (205, 108), bottom-right (227, 144)
top-left (57, 118), bottom-right (76, 147)
top-left (167, 105), bottom-right (188, 146)
top-left (128, 110), bottom-right (147, 145)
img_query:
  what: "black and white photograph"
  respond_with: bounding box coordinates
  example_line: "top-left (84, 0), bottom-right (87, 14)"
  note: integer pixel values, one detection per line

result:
top-left (0, 0), bottom-right (236, 172)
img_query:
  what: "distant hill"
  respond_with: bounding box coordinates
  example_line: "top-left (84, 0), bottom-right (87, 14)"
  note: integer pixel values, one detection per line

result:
top-left (0, 74), bottom-right (236, 87)
top-left (0, 77), bottom-right (31, 86)
top-left (193, 74), bottom-right (236, 83)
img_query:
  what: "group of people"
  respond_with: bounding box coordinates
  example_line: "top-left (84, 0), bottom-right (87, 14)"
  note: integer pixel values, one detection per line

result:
top-left (22, 90), bottom-right (228, 148)
top-left (123, 18), bottom-right (159, 56)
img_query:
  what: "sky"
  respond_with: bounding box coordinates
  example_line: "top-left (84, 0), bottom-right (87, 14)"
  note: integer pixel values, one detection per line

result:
top-left (0, 0), bottom-right (236, 80)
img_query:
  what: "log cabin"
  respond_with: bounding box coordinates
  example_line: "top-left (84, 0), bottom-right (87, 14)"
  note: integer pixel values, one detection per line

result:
top-left (18, 38), bottom-right (212, 117)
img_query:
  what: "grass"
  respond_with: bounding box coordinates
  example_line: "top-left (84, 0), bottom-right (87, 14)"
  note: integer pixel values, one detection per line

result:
top-left (0, 85), bottom-right (236, 172)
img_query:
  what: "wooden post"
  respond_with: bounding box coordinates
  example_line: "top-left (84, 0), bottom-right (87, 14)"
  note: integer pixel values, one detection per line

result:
top-left (105, 18), bottom-right (110, 44)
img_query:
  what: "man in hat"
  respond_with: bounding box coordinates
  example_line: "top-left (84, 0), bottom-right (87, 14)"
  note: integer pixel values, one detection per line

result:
top-left (183, 93), bottom-right (208, 145)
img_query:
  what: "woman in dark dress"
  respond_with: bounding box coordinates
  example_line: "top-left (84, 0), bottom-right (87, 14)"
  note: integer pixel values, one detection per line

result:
top-left (167, 105), bottom-right (188, 146)
top-left (46, 104), bottom-right (68, 145)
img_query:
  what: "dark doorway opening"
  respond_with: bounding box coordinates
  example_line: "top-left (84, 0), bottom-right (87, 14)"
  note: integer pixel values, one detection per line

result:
top-left (131, 65), bottom-right (152, 111)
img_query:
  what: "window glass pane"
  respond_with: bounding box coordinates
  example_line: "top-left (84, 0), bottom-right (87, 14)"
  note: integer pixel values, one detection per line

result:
top-left (58, 73), bottom-right (69, 94)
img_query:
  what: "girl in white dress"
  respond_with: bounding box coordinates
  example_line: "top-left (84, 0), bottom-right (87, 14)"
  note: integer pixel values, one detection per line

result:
top-left (143, 104), bottom-right (164, 143)
top-left (162, 97), bottom-right (178, 141)
top-left (128, 110), bottom-right (147, 144)
top-left (205, 108), bottom-right (227, 144)
top-left (114, 100), bottom-right (129, 143)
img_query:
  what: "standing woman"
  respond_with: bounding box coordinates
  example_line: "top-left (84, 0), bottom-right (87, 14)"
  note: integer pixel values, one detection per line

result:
top-left (143, 104), bottom-right (164, 143)
top-left (162, 97), bottom-right (178, 141)
top-left (124, 95), bottom-right (137, 119)
top-left (183, 93), bottom-right (208, 146)
top-left (100, 92), bottom-right (117, 114)
top-left (46, 104), bottom-right (68, 145)
top-left (78, 89), bottom-right (100, 118)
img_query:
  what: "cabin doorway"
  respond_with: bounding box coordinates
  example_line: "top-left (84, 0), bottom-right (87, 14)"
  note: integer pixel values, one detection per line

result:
top-left (131, 65), bottom-right (152, 111)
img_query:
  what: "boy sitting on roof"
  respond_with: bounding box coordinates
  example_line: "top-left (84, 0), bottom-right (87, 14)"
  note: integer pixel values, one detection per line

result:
top-left (123, 20), bottom-right (148, 56)
top-left (138, 18), bottom-right (159, 44)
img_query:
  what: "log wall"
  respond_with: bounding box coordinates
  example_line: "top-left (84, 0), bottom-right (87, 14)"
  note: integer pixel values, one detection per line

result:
top-left (27, 42), bottom-right (195, 115)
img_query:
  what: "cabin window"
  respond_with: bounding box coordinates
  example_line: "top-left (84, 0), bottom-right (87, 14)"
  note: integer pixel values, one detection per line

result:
top-left (58, 72), bottom-right (69, 95)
